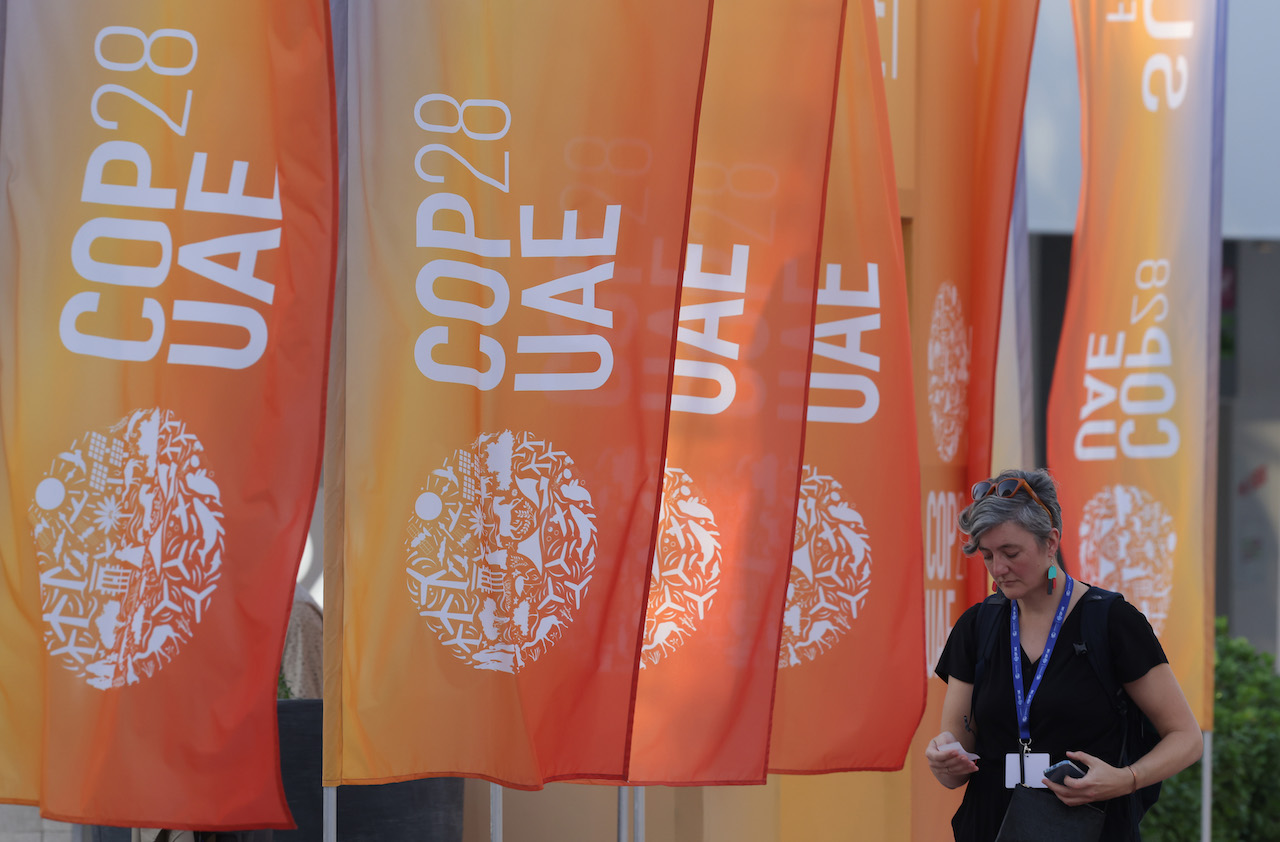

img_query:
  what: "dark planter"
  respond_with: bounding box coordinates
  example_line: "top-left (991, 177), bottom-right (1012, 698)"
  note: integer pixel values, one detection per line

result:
top-left (93, 700), bottom-right (465, 842)
top-left (276, 699), bottom-right (464, 842)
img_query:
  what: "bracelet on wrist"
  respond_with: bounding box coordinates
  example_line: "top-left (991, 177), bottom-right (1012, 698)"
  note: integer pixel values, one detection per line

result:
top-left (1127, 765), bottom-right (1139, 794)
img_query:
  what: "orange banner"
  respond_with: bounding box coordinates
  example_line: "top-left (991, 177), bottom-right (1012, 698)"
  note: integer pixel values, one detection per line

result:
top-left (818, 2), bottom-right (1038, 838)
top-left (1, 0), bottom-right (48, 806)
top-left (911, 3), bottom-right (1040, 838)
top-left (910, 0), bottom-right (1038, 734)
top-left (0, 0), bottom-right (41, 797)
top-left (328, 2), bottom-right (711, 788)
top-left (767, 0), bottom-right (924, 775)
top-left (962, 1), bottom-right (1042, 529)
top-left (0, 0), bottom-right (336, 828)
top-left (624, 0), bottom-right (846, 785)
top-left (1047, 0), bottom-right (1225, 727)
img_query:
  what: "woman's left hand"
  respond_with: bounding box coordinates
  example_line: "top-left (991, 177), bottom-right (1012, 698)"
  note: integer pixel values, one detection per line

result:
top-left (1043, 750), bottom-right (1132, 806)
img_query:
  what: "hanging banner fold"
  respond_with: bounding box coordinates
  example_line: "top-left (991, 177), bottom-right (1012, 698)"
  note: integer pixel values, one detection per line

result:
top-left (1047, 0), bottom-right (1224, 728)
top-left (0, 0), bottom-right (337, 827)
top-left (844, 2), bottom-right (1039, 837)
top-left (960, 0), bottom-right (1042, 608)
top-left (767, 0), bottom-right (925, 775)
top-left (328, 1), bottom-right (712, 788)
top-left (624, 0), bottom-right (847, 786)
top-left (963, 0), bottom-right (1042, 510)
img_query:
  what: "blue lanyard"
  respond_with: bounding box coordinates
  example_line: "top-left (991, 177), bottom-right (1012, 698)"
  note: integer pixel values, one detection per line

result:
top-left (1010, 575), bottom-right (1073, 748)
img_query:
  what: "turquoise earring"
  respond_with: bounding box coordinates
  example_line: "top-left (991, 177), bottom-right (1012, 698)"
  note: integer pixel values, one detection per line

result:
top-left (1047, 563), bottom-right (1058, 595)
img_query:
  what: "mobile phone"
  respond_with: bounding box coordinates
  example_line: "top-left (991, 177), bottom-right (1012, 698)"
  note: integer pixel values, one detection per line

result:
top-left (1043, 759), bottom-right (1087, 784)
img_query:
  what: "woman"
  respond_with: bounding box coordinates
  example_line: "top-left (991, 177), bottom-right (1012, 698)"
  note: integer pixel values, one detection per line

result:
top-left (925, 469), bottom-right (1202, 840)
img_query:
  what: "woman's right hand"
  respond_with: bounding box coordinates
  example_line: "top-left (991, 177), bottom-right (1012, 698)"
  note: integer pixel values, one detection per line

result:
top-left (925, 730), bottom-right (979, 789)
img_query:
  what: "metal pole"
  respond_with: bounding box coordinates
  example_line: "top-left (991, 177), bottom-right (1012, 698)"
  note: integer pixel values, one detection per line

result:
top-left (323, 785), bottom-right (337, 842)
top-left (1201, 730), bottom-right (1212, 842)
top-left (633, 786), bottom-right (645, 842)
top-left (490, 782), bottom-right (503, 842)
top-left (616, 787), bottom-right (630, 842)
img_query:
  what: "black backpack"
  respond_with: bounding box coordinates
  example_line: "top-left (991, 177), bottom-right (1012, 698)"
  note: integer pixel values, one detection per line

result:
top-left (971, 586), bottom-right (1162, 830)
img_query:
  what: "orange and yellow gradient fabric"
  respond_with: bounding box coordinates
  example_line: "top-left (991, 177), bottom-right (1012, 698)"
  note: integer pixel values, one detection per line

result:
top-left (625, 0), bottom-right (847, 786)
top-left (768, 0), bottom-right (925, 775)
top-left (326, 1), bottom-right (712, 788)
top-left (832, 2), bottom-right (1039, 837)
top-left (1047, 0), bottom-right (1225, 728)
top-left (0, 0), bottom-right (336, 828)
top-left (962, 1), bottom-right (1044, 532)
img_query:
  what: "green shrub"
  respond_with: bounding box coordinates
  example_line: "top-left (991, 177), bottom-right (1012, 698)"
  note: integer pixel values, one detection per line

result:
top-left (1143, 617), bottom-right (1280, 841)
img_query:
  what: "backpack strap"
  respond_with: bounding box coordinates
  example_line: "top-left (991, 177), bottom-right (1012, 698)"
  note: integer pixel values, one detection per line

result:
top-left (1077, 585), bottom-right (1163, 831)
top-left (1078, 587), bottom-right (1141, 763)
top-left (1077, 587), bottom-right (1127, 720)
top-left (969, 592), bottom-right (1009, 734)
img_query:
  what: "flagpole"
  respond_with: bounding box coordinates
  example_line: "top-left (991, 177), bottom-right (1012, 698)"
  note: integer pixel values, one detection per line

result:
top-left (616, 787), bottom-right (630, 842)
top-left (325, 4), bottom-right (345, 841)
top-left (323, 785), bottom-right (336, 842)
top-left (490, 782), bottom-right (503, 842)
top-left (633, 786), bottom-right (645, 842)
top-left (1201, 731), bottom-right (1212, 842)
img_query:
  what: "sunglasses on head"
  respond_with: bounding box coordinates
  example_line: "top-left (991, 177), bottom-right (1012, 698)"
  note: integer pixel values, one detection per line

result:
top-left (971, 477), bottom-right (1054, 523)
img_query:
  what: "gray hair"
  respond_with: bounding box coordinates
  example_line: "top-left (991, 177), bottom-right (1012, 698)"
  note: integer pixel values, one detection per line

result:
top-left (959, 469), bottom-right (1064, 569)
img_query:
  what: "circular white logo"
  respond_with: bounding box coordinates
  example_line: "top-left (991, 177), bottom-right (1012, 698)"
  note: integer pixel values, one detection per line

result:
top-left (641, 466), bottom-right (722, 668)
top-left (405, 430), bottom-right (596, 672)
top-left (1077, 484), bottom-right (1176, 636)
top-left (30, 408), bottom-right (224, 689)
top-left (927, 281), bottom-right (971, 463)
top-left (779, 466), bottom-right (872, 667)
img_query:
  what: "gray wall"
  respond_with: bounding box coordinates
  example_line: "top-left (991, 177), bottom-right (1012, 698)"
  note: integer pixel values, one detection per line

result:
top-left (1025, 0), bottom-right (1081, 236)
top-left (1225, 242), bottom-right (1280, 654)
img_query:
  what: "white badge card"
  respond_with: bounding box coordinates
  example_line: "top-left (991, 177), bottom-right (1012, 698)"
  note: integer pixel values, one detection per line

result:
top-left (1004, 752), bottom-right (1052, 788)
top-left (1004, 753), bottom-right (1019, 788)
top-left (1025, 753), bottom-right (1051, 787)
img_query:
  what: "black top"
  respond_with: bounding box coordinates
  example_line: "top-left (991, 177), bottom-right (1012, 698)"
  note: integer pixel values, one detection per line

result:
top-left (934, 587), bottom-right (1169, 841)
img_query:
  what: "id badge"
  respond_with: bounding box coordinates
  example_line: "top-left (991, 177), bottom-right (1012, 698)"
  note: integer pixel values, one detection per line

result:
top-left (1004, 752), bottom-right (1052, 788)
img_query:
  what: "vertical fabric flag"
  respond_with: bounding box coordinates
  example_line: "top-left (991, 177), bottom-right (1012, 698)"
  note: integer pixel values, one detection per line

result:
top-left (1047, 0), bottom-right (1225, 727)
top-left (625, 0), bottom-right (847, 785)
top-left (912, 0), bottom-right (1039, 718)
top-left (959, 1), bottom-right (1043, 608)
top-left (828, 2), bottom-right (1039, 838)
top-left (328, 2), bottom-right (711, 788)
top-left (0, 0), bottom-right (44, 808)
top-left (909, 0), bottom-right (1039, 675)
top-left (767, 0), bottom-right (925, 775)
top-left (0, 0), bottom-right (336, 828)
top-left (962, 0), bottom-right (1043, 527)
